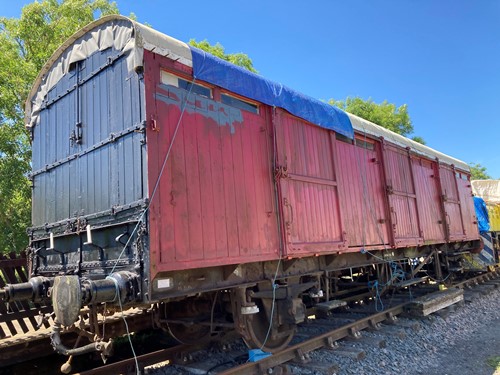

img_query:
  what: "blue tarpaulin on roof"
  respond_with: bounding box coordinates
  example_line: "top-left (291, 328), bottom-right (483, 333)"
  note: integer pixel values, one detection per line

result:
top-left (189, 46), bottom-right (354, 139)
top-left (473, 196), bottom-right (490, 234)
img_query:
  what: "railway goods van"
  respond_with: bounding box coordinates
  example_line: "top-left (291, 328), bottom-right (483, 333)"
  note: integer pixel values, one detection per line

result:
top-left (0, 15), bottom-right (480, 359)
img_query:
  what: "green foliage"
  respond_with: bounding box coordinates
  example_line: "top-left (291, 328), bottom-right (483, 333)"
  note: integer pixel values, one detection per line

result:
top-left (188, 39), bottom-right (257, 73)
top-left (410, 135), bottom-right (426, 145)
top-left (486, 356), bottom-right (500, 370)
top-left (469, 162), bottom-right (491, 180)
top-left (0, 0), bottom-right (119, 253)
top-left (329, 96), bottom-right (424, 144)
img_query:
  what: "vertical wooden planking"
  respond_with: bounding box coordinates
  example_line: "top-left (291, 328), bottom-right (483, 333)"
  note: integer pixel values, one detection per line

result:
top-left (122, 63), bottom-right (133, 205)
top-left (108, 59), bottom-right (120, 207)
top-left (246, 115), bottom-right (262, 256)
top-left (208, 113), bottom-right (228, 259)
top-left (220, 120), bottom-right (239, 259)
top-left (336, 142), bottom-right (353, 244)
top-left (382, 145), bottom-right (421, 244)
top-left (195, 105), bottom-right (216, 260)
top-left (81, 77), bottom-right (93, 213)
top-left (275, 112), bottom-right (344, 254)
top-left (249, 116), bottom-right (267, 254)
top-left (144, 54), bottom-right (161, 267)
top-left (146, 53), bottom-right (280, 275)
top-left (457, 174), bottom-right (477, 239)
top-left (412, 158), bottom-right (445, 242)
top-left (32, 49), bottom-right (146, 223)
top-left (133, 73), bottom-right (145, 201)
top-left (335, 138), bottom-right (390, 247)
top-left (439, 165), bottom-right (465, 240)
top-left (173, 104), bottom-right (194, 262)
top-left (232, 109), bottom-right (250, 257)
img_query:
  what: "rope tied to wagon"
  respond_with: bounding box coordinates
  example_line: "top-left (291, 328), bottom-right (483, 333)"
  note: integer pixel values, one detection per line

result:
top-left (105, 78), bottom-right (198, 375)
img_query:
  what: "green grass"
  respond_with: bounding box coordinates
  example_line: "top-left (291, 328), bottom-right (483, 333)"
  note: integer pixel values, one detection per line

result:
top-left (487, 356), bottom-right (500, 370)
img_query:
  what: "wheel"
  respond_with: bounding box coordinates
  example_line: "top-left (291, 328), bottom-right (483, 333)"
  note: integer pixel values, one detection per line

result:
top-left (242, 302), bottom-right (295, 352)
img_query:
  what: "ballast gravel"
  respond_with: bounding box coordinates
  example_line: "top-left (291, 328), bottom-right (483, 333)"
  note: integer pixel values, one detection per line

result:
top-left (303, 287), bottom-right (500, 375)
top-left (147, 287), bottom-right (500, 375)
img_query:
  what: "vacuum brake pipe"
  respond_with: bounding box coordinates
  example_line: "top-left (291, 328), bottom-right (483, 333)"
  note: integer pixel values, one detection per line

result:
top-left (0, 271), bottom-right (139, 306)
top-left (0, 276), bottom-right (52, 302)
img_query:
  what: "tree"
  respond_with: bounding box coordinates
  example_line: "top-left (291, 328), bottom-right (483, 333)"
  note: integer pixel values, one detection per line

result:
top-left (0, 0), bottom-right (119, 253)
top-left (329, 96), bottom-right (425, 144)
top-left (469, 162), bottom-right (491, 180)
top-left (188, 39), bottom-right (257, 73)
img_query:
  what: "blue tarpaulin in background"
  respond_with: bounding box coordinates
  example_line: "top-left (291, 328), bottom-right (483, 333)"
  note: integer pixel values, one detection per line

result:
top-left (189, 46), bottom-right (354, 139)
top-left (473, 196), bottom-right (490, 234)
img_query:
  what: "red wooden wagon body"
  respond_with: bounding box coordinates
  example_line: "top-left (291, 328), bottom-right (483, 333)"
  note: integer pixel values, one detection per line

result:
top-left (142, 49), bottom-right (478, 283)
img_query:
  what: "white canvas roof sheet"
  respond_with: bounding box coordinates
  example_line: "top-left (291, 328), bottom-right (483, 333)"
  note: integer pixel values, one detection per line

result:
top-left (348, 113), bottom-right (469, 171)
top-left (471, 180), bottom-right (500, 204)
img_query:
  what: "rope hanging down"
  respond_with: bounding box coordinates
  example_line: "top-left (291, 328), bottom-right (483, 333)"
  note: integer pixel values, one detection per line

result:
top-left (107, 78), bottom-right (197, 374)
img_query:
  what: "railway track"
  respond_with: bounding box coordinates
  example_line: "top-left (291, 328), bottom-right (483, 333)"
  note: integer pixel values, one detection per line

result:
top-left (7, 268), bottom-right (490, 375)
top-left (2, 267), bottom-right (499, 374)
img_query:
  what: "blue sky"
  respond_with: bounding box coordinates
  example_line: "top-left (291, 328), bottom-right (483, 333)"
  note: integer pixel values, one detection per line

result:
top-left (2, 1), bottom-right (499, 177)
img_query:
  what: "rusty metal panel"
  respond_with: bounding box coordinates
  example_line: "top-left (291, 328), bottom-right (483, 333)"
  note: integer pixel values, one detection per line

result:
top-left (275, 110), bottom-right (345, 255)
top-left (335, 137), bottom-right (390, 248)
top-left (412, 158), bottom-right (446, 242)
top-left (382, 145), bottom-right (422, 246)
top-left (439, 165), bottom-right (466, 240)
top-left (145, 53), bottom-right (278, 275)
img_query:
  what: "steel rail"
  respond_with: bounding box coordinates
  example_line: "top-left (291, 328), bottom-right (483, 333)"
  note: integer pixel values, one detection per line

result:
top-left (219, 269), bottom-right (500, 374)
top-left (218, 303), bottom-right (406, 375)
top-left (3, 269), bottom-right (499, 373)
top-left (60, 304), bottom-right (405, 375)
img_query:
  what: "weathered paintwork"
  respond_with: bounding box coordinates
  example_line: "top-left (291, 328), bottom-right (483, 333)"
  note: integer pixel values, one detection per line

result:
top-left (143, 52), bottom-right (479, 283)
top-left (412, 158), bottom-right (445, 242)
top-left (335, 135), bottom-right (390, 249)
top-left (275, 109), bottom-right (345, 255)
top-left (382, 144), bottom-right (422, 246)
top-left (31, 46), bottom-right (146, 227)
top-left (145, 52), bottom-right (279, 277)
